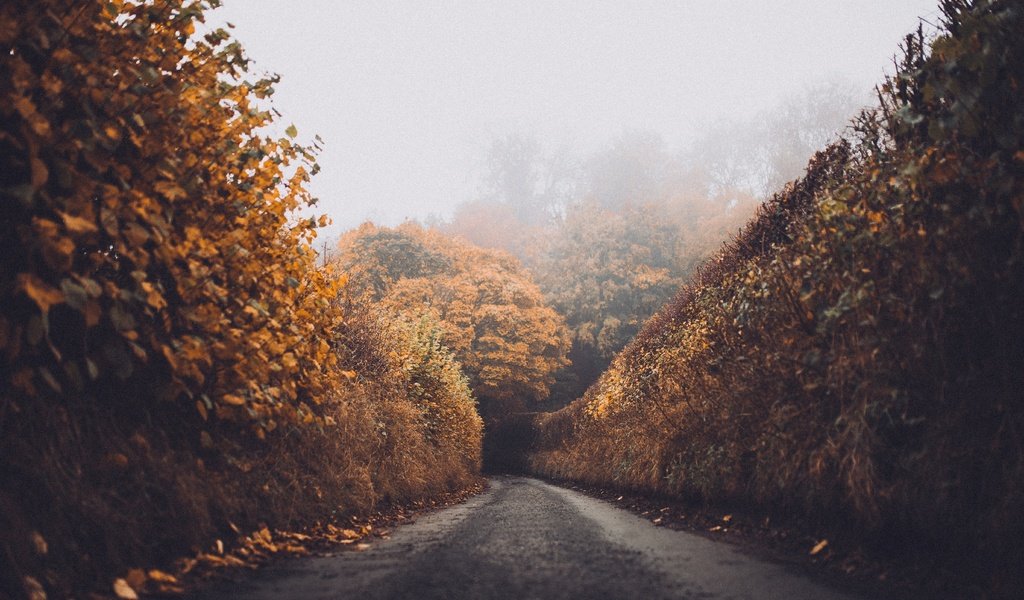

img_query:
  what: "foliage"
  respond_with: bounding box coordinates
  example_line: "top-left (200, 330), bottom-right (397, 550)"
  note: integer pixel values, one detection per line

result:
top-left (535, 202), bottom-right (691, 400)
top-left (0, 0), bottom-right (335, 437)
top-left (334, 308), bottom-right (483, 497)
top-left (530, 1), bottom-right (1024, 594)
top-left (534, 189), bottom-right (757, 404)
top-left (337, 222), bottom-right (570, 417)
top-left (476, 133), bottom-right (578, 228)
top-left (442, 199), bottom-right (548, 267)
top-left (0, 2), bottom-right (481, 597)
top-left (443, 129), bottom-right (777, 403)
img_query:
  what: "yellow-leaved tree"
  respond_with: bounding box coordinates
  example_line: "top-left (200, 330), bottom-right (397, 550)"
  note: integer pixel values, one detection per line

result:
top-left (337, 222), bottom-right (570, 418)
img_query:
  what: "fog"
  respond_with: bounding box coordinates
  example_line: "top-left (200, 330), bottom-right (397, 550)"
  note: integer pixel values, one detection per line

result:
top-left (210, 1), bottom-right (939, 239)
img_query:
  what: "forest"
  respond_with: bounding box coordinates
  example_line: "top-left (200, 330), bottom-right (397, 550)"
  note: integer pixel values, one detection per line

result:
top-left (1, 0), bottom-right (1022, 598)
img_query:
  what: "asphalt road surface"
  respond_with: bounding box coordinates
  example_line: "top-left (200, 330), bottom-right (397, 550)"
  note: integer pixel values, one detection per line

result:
top-left (191, 477), bottom-right (865, 600)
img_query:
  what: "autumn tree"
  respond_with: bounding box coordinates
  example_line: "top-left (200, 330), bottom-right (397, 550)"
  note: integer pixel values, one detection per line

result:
top-left (583, 131), bottom-right (674, 211)
top-left (477, 133), bottom-right (578, 227)
top-left (441, 131), bottom-right (763, 403)
top-left (687, 82), bottom-right (864, 198)
top-left (534, 201), bottom-right (694, 401)
top-left (337, 222), bottom-right (570, 417)
top-left (441, 199), bottom-right (546, 267)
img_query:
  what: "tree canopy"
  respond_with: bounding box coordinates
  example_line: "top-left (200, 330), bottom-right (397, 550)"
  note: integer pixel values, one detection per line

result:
top-left (337, 223), bottom-right (570, 417)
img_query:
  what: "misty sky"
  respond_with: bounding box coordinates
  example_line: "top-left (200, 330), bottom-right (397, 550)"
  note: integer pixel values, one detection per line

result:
top-left (210, 1), bottom-right (940, 238)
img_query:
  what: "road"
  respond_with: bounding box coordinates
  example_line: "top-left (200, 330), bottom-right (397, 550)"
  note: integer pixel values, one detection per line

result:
top-left (191, 477), bottom-right (865, 600)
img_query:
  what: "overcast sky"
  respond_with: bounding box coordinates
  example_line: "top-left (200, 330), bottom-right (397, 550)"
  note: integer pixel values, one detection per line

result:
top-left (210, 1), bottom-right (939, 237)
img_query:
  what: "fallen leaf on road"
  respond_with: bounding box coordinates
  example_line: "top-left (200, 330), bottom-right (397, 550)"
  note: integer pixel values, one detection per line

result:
top-left (30, 532), bottom-right (47, 556)
top-left (113, 578), bottom-right (138, 599)
top-left (148, 569), bottom-right (178, 584)
top-left (198, 553), bottom-right (226, 566)
top-left (23, 576), bottom-right (46, 600)
top-left (810, 539), bottom-right (829, 555)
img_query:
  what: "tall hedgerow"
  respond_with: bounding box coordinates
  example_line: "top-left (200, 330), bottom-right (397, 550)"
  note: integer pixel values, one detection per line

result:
top-left (531, 1), bottom-right (1024, 594)
top-left (1, 2), bottom-right (482, 597)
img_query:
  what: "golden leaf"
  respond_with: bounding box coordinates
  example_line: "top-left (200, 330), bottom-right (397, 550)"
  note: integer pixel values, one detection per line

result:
top-left (146, 289), bottom-right (167, 310)
top-left (18, 274), bottom-right (63, 313)
top-left (340, 528), bottom-right (359, 539)
top-left (147, 569), bottom-right (178, 584)
top-left (59, 211), bottom-right (98, 234)
top-left (154, 181), bottom-right (187, 201)
top-left (222, 394), bottom-right (245, 406)
top-left (23, 576), bottom-right (46, 600)
top-left (112, 578), bottom-right (138, 600)
top-left (809, 539), bottom-right (828, 555)
top-left (29, 531), bottom-right (47, 556)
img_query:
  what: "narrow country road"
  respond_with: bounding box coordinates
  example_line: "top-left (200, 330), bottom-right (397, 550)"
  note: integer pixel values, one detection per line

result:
top-left (191, 477), bottom-right (865, 600)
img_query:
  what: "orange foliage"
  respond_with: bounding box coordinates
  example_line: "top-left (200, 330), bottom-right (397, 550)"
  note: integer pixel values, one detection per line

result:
top-left (441, 199), bottom-right (547, 266)
top-left (337, 222), bottom-right (570, 416)
top-left (0, 0), bottom-right (338, 433)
